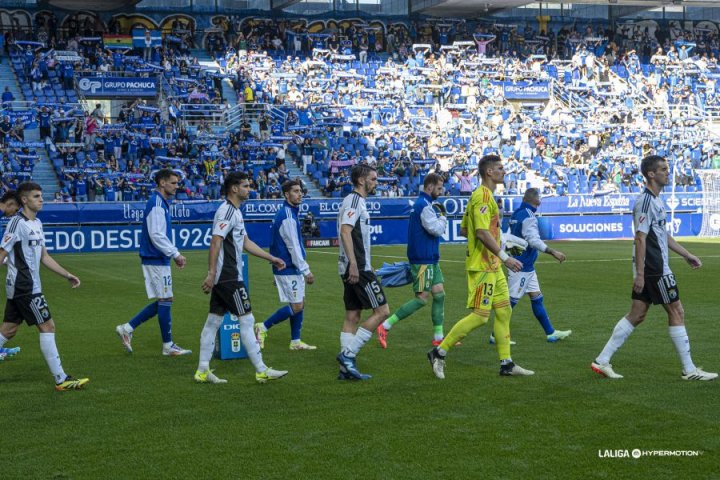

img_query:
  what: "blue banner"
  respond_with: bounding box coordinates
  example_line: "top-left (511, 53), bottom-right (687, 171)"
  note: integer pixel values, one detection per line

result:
top-left (37, 193), bottom-right (704, 226)
top-left (2, 110), bottom-right (37, 129)
top-left (500, 81), bottom-right (550, 100)
top-left (76, 76), bottom-right (158, 98)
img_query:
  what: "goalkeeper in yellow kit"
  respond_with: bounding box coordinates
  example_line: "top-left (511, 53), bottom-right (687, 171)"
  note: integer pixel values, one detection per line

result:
top-left (427, 155), bottom-right (535, 378)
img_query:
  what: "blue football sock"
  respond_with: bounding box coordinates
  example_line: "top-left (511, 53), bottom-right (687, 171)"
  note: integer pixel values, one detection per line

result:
top-left (510, 297), bottom-right (519, 308)
top-left (531, 295), bottom-right (554, 335)
top-left (157, 301), bottom-right (173, 344)
top-left (263, 305), bottom-right (293, 330)
top-left (289, 309), bottom-right (304, 341)
top-left (129, 301), bottom-right (159, 329)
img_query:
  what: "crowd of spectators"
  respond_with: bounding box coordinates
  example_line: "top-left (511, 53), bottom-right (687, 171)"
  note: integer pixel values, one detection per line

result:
top-left (1, 14), bottom-right (720, 202)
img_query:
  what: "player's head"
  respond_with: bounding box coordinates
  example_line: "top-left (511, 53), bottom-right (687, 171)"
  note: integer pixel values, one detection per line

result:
top-left (640, 155), bottom-right (669, 186)
top-left (223, 171), bottom-right (251, 201)
top-left (351, 164), bottom-right (378, 196)
top-left (282, 180), bottom-right (303, 206)
top-left (154, 169), bottom-right (180, 198)
top-left (478, 154), bottom-right (504, 183)
top-left (16, 182), bottom-right (43, 214)
top-left (423, 172), bottom-right (444, 200)
top-left (0, 190), bottom-right (20, 217)
top-left (522, 188), bottom-right (542, 208)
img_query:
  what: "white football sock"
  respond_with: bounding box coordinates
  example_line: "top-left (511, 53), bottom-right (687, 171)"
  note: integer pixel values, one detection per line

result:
top-left (343, 327), bottom-right (372, 358)
top-left (0, 333), bottom-right (8, 349)
top-left (122, 323), bottom-right (134, 333)
top-left (669, 326), bottom-right (696, 374)
top-left (381, 320), bottom-right (392, 330)
top-left (39, 332), bottom-right (67, 384)
top-left (239, 313), bottom-right (267, 373)
top-left (596, 317), bottom-right (635, 365)
top-left (340, 332), bottom-right (354, 350)
top-left (198, 313), bottom-right (223, 372)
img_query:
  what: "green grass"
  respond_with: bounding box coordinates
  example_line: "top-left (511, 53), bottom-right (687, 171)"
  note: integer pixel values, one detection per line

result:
top-left (1, 240), bottom-right (718, 479)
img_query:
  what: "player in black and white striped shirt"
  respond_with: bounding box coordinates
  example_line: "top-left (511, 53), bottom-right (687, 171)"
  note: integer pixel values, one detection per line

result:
top-left (0, 182), bottom-right (88, 390)
top-left (336, 165), bottom-right (390, 380)
top-left (195, 172), bottom-right (288, 384)
top-left (592, 156), bottom-right (717, 381)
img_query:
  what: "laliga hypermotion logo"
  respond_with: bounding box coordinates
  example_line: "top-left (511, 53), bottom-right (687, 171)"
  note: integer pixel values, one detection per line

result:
top-left (78, 77), bottom-right (102, 94)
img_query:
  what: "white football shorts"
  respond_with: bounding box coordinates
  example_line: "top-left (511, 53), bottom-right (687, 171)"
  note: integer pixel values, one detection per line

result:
top-left (275, 274), bottom-right (305, 304)
top-left (507, 270), bottom-right (540, 300)
top-left (142, 264), bottom-right (173, 299)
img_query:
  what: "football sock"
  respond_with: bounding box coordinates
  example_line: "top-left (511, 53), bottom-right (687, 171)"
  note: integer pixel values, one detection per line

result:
top-left (669, 325), bottom-right (696, 374)
top-left (493, 305), bottom-right (513, 361)
top-left (263, 305), bottom-right (293, 330)
top-left (383, 297), bottom-right (427, 329)
top-left (157, 301), bottom-right (173, 344)
top-left (0, 333), bottom-right (7, 349)
top-left (239, 313), bottom-right (267, 373)
top-left (596, 317), bottom-right (635, 365)
top-left (289, 309), bottom-right (304, 341)
top-left (340, 332), bottom-right (354, 350)
top-left (439, 311), bottom-right (489, 353)
top-left (431, 292), bottom-right (445, 340)
top-left (198, 313), bottom-right (223, 372)
top-left (510, 297), bottom-right (519, 308)
top-left (343, 327), bottom-right (372, 358)
top-left (530, 295), bottom-right (555, 335)
top-left (39, 332), bottom-right (66, 384)
top-left (128, 301), bottom-right (158, 330)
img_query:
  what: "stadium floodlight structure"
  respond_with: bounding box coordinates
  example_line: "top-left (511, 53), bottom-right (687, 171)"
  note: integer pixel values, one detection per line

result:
top-left (697, 170), bottom-right (720, 237)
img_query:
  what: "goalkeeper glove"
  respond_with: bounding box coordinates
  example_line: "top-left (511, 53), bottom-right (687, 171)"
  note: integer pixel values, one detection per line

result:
top-left (432, 202), bottom-right (446, 216)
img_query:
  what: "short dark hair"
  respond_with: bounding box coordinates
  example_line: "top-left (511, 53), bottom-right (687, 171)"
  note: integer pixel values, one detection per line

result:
top-left (523, 188), bottom-right (541, 203)
top-left (0, 190), bottom-right (19, 204)
top-left (154, 168), bottom-right (179, 185)
top-left (223, 171), bottom-right (249, 195)
top-left (282, 180), bottom-right (302, 195)
top-left (423, 172), bottom-right (443, 189)
top-left (640, 155), bottom-right (666, 179)
top-left (17, 182), bottom-right (42, 201)
top-left (478, 155), bottom-right (502, 179)
top-left (350, 164), bottom-right (376, 187)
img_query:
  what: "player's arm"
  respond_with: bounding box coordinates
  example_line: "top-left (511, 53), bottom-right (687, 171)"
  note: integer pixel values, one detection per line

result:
top-left (476, 229), bottom-right (522, 272)
top-left (667, 235), bottom-right (702, 269)
top-left (420, 203), bottom-right (448, 237)
top-left (633, 230), bottom-right (647, 293)
top-left (279, 215), bottom-right (313, 284)
top-left (340, 223), bottom-right (359, 284)
top-left (471, 201), bottom-right (522, 272)
top-left (521, 216), bottom-right (565, 262)
top-left (147, 204), bottom-right (185, 268)
top-left (40, 247), bottom-right (80, 288)
top-left (202, 234), bottom-right (223, 294)
top-left (243, 236), bottom-right (285, 270)
top-left (459, 210), bottom-right (468, 237)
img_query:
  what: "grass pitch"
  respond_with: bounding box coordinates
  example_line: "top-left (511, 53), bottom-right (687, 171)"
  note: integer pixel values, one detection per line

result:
top-left (1, 240), bottom-right (718, 479)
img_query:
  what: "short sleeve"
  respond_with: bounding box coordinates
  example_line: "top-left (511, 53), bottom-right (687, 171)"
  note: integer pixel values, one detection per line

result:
top-left (0, 221), bottom-right (19, 252)
top-left (212, 206), bottom-right (235, 238)
top-left (340, 199), bottom-right (361, 227)
top-left (633, 202), bottom-right (651, 235)
top-left (470, 196), bottom-right (493, 231)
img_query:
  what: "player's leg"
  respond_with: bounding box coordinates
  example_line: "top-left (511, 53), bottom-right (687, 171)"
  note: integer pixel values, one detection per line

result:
top-left (0, 303), bottom-right (21, 360)
top-left (660, 287), bottom-right (717, 380)
top-left (344, 274), bottom-right (389, 358)
top-left (493, 275), bottom-right (534, 376)
top-left (427, 272), bottom-right (491, 379)
top-left (430, 283), bottom-right (445, 345)
top-left (592, 299), bottom-right (649, 379)
top-left (194, 286), bottom-right (227, 384)
top-left (378, 264), bottom-right (430, 347)
top-left (492, 269), bottom-right (529, 345)
top-left (24, 294), bottom-right (89, 390)
top-left (256, 275), bottom-right (296, 347)
top-left (527, 273), bottom-right (572, 341)
top-left (117, 264), bottom-right (162, 352)
top-left (288, 297), bottom-right (315, 350)
top-left (228, 282), bottom-right (287, 383)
